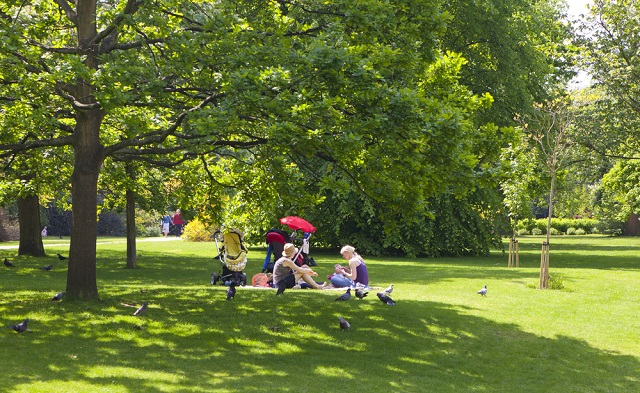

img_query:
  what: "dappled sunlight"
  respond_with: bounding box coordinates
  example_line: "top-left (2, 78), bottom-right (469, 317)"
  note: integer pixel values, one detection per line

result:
top-left (2, 236), bottom-right (640, 392)
top-left (239, 363), bottom-right (287, 377)
top-left (314, 366), bottom-right (354, 378)
top-left (14, 380), bottom-right (129, 393)
top-left (231, 337), bottom-right (279, 355)
top-left (272, 341), bottom-right (304, 354)
top-left (399, 356), bottom-right (437, 366)
top-left (84, 365), bottom-right (183, 382)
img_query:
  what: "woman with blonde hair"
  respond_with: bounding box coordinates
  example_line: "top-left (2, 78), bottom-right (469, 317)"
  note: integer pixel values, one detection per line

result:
top-left (331, 245), bottom-right (369, 288)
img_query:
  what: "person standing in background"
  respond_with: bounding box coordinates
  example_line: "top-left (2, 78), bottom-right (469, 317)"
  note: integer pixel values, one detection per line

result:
top-left (172, 209), bottom-right (185, 237)
top-left (161, 214), bottom-right (173, 237)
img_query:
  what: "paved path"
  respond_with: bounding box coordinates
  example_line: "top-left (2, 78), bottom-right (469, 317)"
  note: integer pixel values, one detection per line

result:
top-left (0, 236), bottom-right (182, 250)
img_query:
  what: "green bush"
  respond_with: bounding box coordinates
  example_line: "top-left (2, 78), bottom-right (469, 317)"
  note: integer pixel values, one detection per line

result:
top-left (531, 228), bottom-right (542, 235)
top-left (575, 228), bottom-right (586, 235)
top-left (517, 218), bottom-right (600, 235)
top-left (517, 229), bottom-right (529, 236)
top-left (548, 275), bottom-right (565, 290)
top-left (566, 227), bottom-right (577, 235)
top-left (550, 228), bottom-right (560, 235)
top-left (136, 209), bottom-right (161, 237)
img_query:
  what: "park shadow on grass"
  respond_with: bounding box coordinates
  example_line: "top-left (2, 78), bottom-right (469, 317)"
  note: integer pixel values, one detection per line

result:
top-left (2, 287), bottom-right (639, 393)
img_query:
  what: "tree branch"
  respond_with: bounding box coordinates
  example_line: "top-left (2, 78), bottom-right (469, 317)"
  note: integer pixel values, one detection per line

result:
top-left (52, 0), bottom-right (78, 26)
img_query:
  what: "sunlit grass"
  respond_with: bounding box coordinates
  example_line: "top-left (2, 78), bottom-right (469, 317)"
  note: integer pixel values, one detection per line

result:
top-left (1, 235), bottom-right (639, 392)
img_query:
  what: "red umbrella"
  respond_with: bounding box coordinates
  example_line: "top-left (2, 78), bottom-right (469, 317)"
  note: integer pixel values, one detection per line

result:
top-left (279, 216), bottom-right (316, 233)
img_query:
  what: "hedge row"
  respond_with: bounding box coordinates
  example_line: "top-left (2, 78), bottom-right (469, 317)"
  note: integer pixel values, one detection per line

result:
top-left (515, 218), bottom-right (600, 235)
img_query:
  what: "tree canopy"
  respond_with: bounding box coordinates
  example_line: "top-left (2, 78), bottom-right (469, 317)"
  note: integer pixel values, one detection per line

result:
top-left (0, 0), bottom-right (575, 298)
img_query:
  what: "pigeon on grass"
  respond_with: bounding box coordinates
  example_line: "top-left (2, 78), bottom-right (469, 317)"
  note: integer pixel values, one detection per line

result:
top-left (133, 302), bottom-right (148, 317)
top-left (275, 280), bottom-right (286, 295)
top-left (477, 284), bottom-right (488, 296)
top-left (377, 292), bottom-right (396, 306)
top-left (52, 291), bottom-right (66, 301)
top-left (40, 264), bottom-right (53, 271)
top-left (57, 253), bottom-right (67, 261)
top-left (226, 282), bottom-right (236, 300)
top-left (334, 288), bottom-right (351, 301)
top-left (383, 284), bottom-right (394, 295)
top-left (4, 258), bottom-right (15, 268)
top-left (338, 316), bottom-right (350, 332)
top-left (8, 318), bottom-right (30, 333)
top-left (355, 288), bottom-right (369, 300)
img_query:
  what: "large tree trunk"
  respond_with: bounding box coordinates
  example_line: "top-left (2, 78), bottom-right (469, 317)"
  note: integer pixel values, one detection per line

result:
top-left (65, 0), bottom-right (104, 300)
top-left (126, 162), bottom-right (137, 268)
top-left (66, 108), bottom-right (104, 300)
top-left (17, 194), bottom-right (45, 257)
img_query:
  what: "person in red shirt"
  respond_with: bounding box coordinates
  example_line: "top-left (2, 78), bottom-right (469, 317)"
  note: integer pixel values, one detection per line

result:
top-left (172, 209), bottom-right (185, 236)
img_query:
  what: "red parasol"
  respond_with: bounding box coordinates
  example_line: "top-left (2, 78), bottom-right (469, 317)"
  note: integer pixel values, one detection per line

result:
top-left (279, 216), bottom-right (316, 233)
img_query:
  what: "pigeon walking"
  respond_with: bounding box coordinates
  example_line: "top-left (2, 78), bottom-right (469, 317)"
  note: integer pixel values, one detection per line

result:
top-left (40, 264), bottom-right (53, 271)
top-left (355, 288), bottom-right (369, 300)
top-left (383, 284), bottom-right (394, 295)
top-left (4, 258), bottom-right (15, 267)
top-left (226, 282), bottom-right (236, 300)
top-left (133, 302), bottom-right (148, 317)
top-left (8, 318), bottom-right (30, 333)
top-left (335, 288), bottom-right (351, 301)
top-left (52, 291), bottom-right (66, 301)
top-left (57, 253), bottom-right (67, 261)
top-left (477, 284), bottom-right (488, 296)
top-left (338, 316), bottom-right (350, 332)
top-left (275, 280), bottom-right (286, 295)
top-left (377, 292), bottom-right (396, 306)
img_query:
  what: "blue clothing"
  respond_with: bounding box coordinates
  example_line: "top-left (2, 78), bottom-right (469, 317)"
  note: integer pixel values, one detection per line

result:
top-left (161, 215), bottom-right (172, 224)
top-left (262, 243), bottom-right (273, 272)
top-left (330, 275), bottom-right (353, 288)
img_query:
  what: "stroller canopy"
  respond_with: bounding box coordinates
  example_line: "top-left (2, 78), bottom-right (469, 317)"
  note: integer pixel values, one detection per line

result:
top-left (217, 229), bottom-right (248, 272)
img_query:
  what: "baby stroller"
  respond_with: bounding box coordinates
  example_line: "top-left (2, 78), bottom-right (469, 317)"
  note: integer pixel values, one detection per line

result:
top-left (211, 228), bottom-right (248, 286)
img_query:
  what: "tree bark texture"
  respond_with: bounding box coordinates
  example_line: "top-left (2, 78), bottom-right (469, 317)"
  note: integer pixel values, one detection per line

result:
top-left (65, 108), bottom-right (104, 299)
top-left (126, 162), bottom-right (137, 268)
top-left (64, 0), bottom-right (104, 299)
top-left (17, 194), bottom-right (45, 257)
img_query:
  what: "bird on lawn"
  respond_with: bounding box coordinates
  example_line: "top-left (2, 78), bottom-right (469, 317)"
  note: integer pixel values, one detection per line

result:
top-left (335, 288), bottom-right (351, 301)
top-left (338, 316), bottom-right (350, 332)
top-left (383, 284), bottom-right (394, 295)
top-left (275, 280), bottom-right (286, 295)
top-left (4, 258), bottom-right (15, 268)
top-left (57, 253), bottom-right (68, 261)
top-left (40, 264), bottom-right (53, 271)
top-left (355, 288), bottom-right (369, 300)
top-left (477, 284), bottom-right (488, 296)
top-left (226, 282), bottom-right (237, 300)
top-left (8, 318), bottom-right (30, 333)
top-left (377, 292), bottom-right (396, 306)
top-left (133, 302), bottom-right (148, 317)
top-left (52, 291), bottom-right (66, 301)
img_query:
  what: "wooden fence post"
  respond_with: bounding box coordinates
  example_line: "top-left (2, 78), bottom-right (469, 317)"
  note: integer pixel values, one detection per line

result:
top-left (540, 241), bottom-right (549, 289)
top-left (508, 238), bottom-right (520, 268)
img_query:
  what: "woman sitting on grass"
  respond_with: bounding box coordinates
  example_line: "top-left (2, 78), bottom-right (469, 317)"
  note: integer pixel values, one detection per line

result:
top-left (330, 245), bottom-right (369, 288)
top-left (272, 243), bottom-right (326, 290)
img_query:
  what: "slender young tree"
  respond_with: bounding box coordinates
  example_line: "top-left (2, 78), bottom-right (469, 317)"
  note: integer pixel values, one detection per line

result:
top-left (518, 100), bottom-right (575, 288)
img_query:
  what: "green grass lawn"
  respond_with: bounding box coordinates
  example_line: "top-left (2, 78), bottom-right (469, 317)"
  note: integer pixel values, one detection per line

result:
top-left (1, 235), bottom-right (639, 392)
